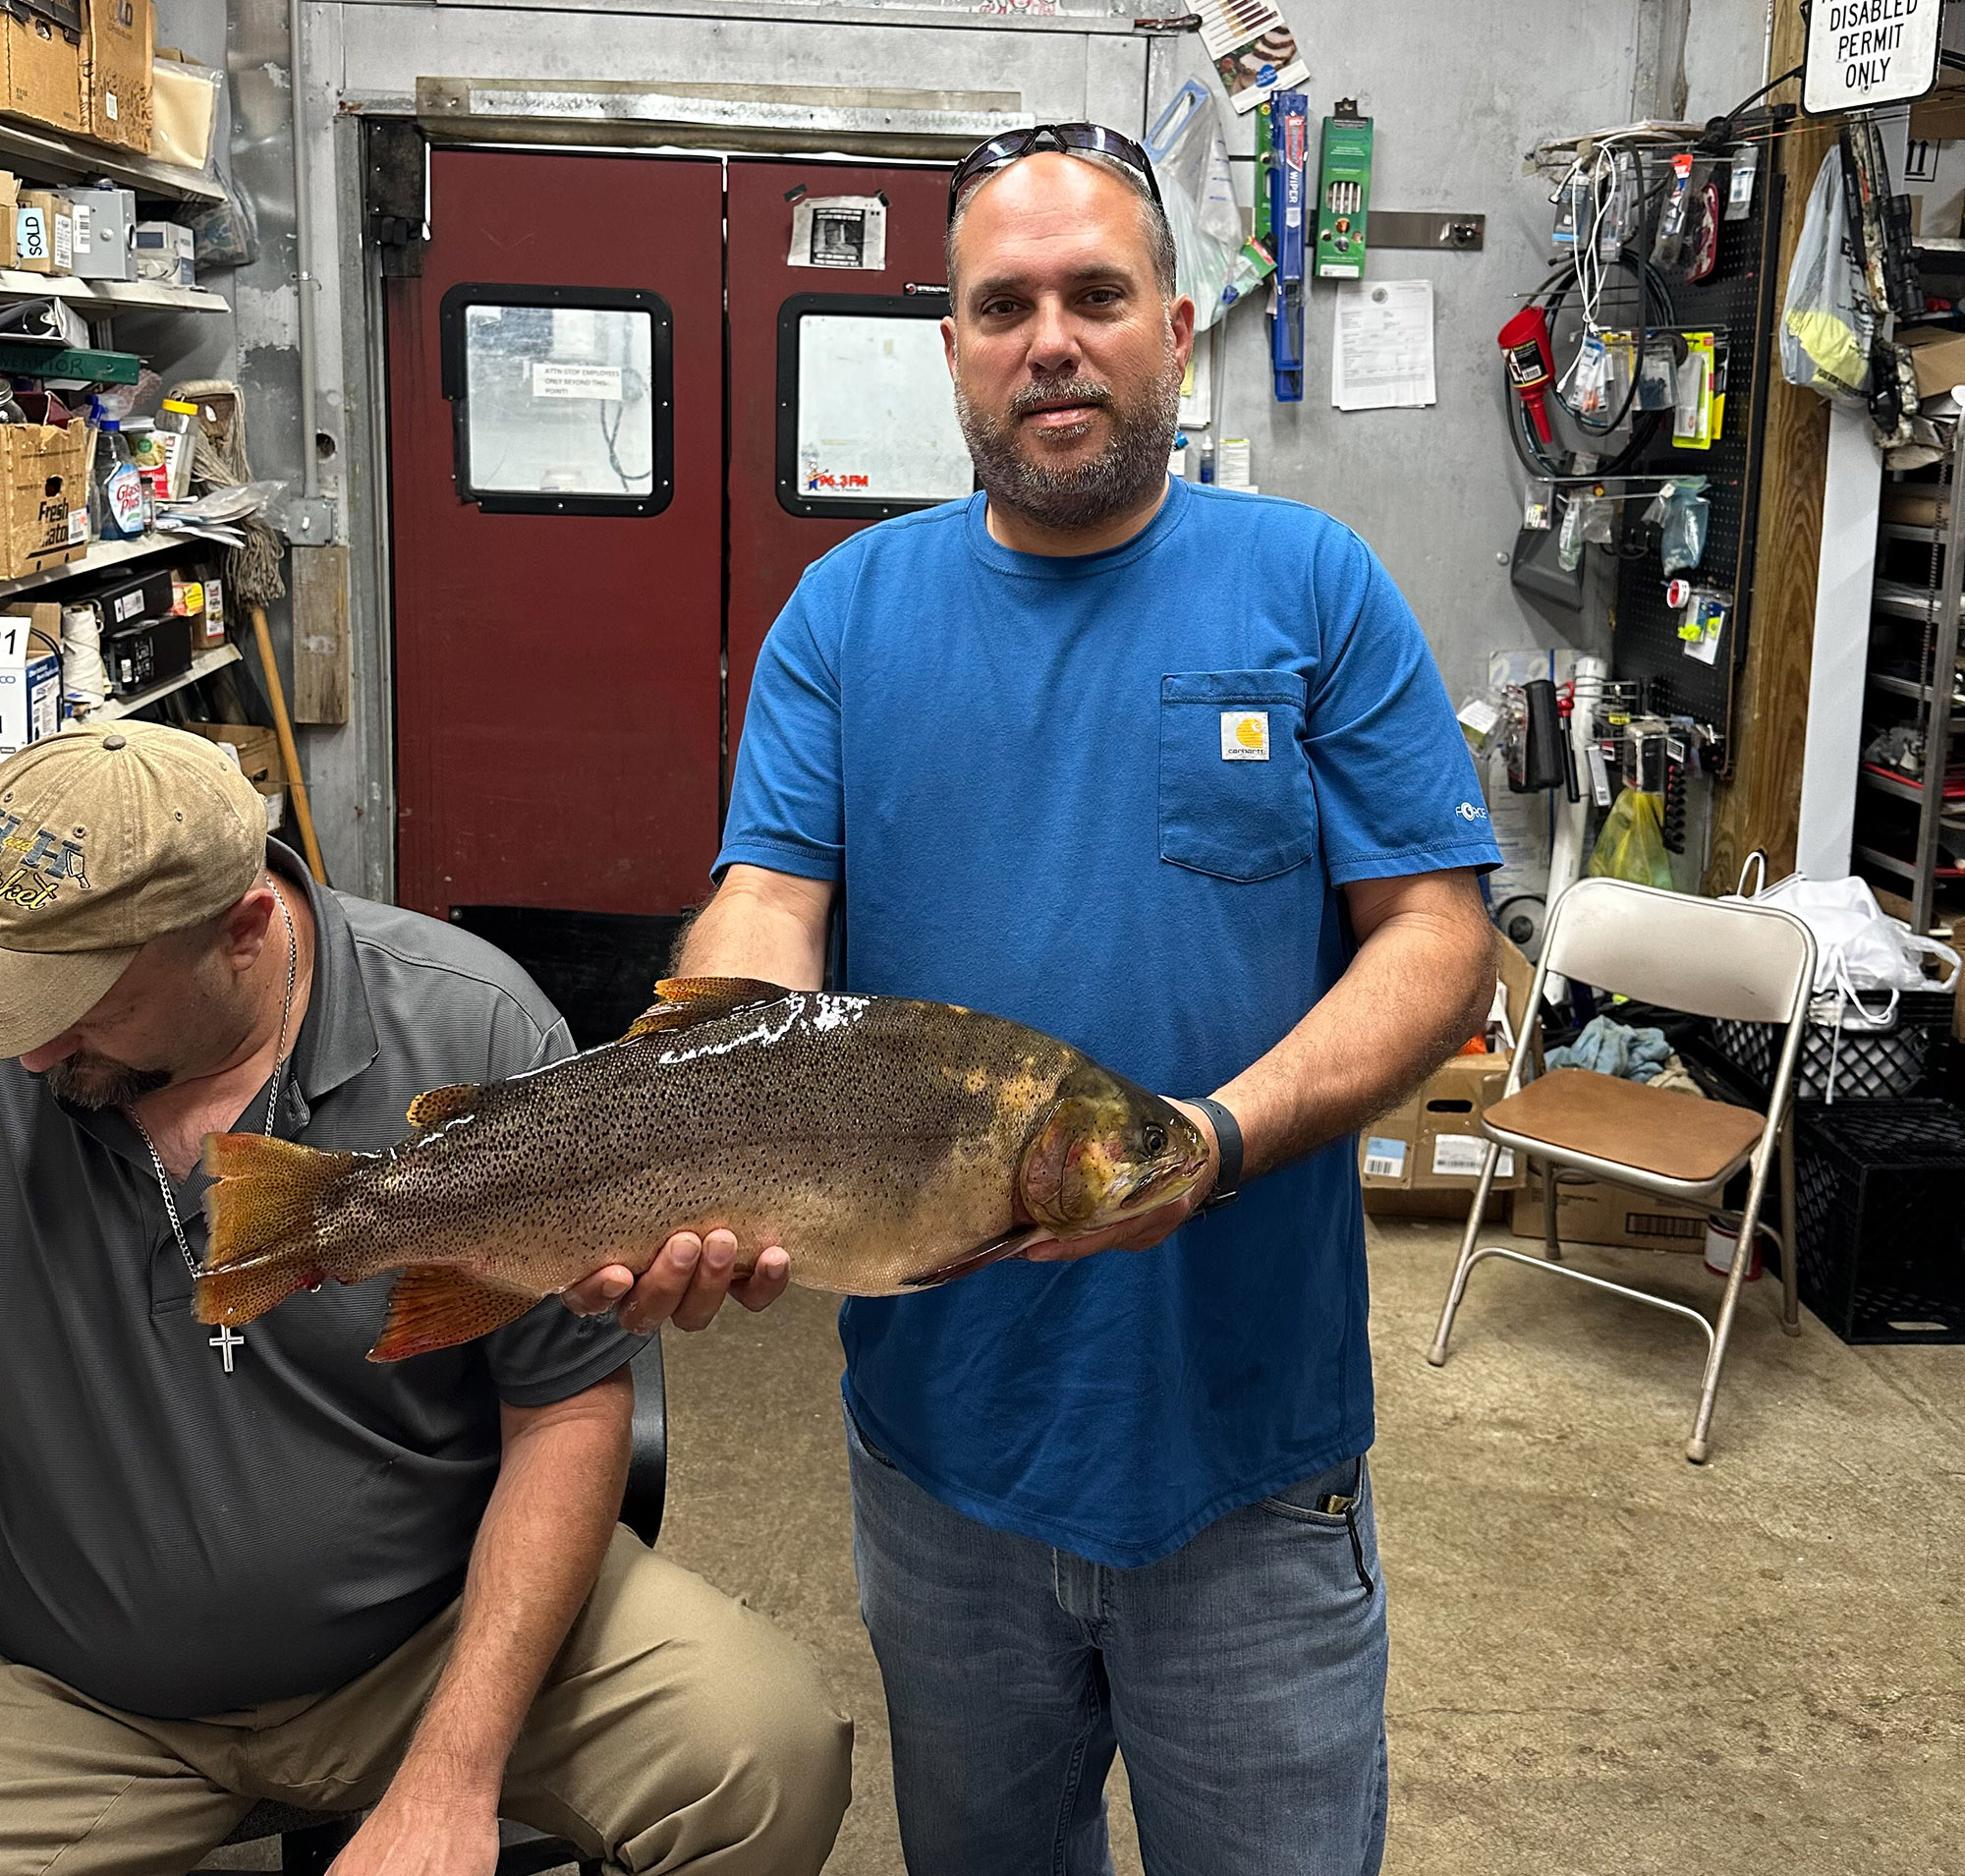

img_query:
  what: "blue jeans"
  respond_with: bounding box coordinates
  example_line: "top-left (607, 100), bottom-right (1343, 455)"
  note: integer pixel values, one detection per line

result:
top-left (846, 1405), bottom-right (1388, 1876)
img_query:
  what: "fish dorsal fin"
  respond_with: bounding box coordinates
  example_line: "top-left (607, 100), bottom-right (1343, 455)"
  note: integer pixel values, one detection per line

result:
top-left (369, 1267), bottom-right (536, 1363)
top-left (406, 1082), bottom-right (482, 1128)
top-left (624, 976), bottom-right (790, 1041)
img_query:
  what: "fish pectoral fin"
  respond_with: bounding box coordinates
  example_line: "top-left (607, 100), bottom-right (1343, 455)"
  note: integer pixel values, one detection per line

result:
top-left (405, 1082), bottom-right (482, 1128)
top-left (901, 1226), bottom-right (1050, 1289)
top-left (369, 1268), bottom-right (537, 1363)
top-left (625, 976), bottom-right (791, 1040)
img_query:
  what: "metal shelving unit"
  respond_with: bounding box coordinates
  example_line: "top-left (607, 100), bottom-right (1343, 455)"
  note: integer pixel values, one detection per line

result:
top-left (0, 121), bottom-right (221, 204)
top-left (0, 533), bottom-right (181, 604)
top-left (0, 271), bottom-right (228, 315)
top-left (1862, 422), bottom-right (1965, 930)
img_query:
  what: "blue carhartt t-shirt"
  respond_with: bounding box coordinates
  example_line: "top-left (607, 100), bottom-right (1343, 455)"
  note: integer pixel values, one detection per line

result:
top-left (719, 477), bottom-right (1501, 1568)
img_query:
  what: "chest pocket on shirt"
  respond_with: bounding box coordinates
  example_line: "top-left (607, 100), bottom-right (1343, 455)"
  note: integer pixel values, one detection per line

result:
top-left (1158, 671), bottom-right (1319, 882)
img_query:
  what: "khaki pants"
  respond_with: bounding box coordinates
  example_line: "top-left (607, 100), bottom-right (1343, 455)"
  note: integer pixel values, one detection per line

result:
top-left (0, 1527), bottom-right (851, 1876)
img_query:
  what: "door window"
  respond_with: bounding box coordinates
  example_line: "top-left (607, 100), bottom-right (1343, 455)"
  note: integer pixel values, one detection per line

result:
top-left (776, 293), bottom-right (973, 517)
top-left (439, 284), bottom-right (673, 515)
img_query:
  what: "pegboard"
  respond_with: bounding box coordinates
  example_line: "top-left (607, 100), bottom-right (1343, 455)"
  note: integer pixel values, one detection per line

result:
top-left (1603, 146), bottom-right (1783, 764)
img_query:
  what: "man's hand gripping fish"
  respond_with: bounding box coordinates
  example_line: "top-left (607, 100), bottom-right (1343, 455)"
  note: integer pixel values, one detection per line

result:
top-left (194, 978), bottom-right (1210, 1360)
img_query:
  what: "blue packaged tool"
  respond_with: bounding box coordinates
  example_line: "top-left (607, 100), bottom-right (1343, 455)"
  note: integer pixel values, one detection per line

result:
top-left (1269, 90), bottom-right (1307, 402)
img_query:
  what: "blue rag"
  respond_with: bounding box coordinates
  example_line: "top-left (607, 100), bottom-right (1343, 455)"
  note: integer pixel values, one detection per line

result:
top-left (1544, 1014), bottom-right (1674, 1083)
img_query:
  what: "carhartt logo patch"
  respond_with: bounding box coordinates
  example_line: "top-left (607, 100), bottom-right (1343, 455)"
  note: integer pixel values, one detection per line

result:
top-left (1220, 711), bottom-right (1270, 761)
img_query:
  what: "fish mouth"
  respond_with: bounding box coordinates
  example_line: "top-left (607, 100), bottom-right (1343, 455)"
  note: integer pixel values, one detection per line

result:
top-left (1110, 1153), bottom-right (1208, 1215)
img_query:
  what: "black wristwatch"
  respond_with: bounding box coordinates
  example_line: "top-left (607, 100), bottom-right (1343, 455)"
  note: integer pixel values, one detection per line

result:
top-left (1189, 1097), bottom-right (1244, 1211)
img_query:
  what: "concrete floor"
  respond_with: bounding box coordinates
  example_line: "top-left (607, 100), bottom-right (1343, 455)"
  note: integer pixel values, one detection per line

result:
top-left (655, 1219), bottom-right (1965, 1876)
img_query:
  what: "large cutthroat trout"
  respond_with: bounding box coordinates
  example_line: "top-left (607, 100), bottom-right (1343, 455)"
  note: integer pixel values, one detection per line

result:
top-left (195, 977), bottom-right (1210, 1361)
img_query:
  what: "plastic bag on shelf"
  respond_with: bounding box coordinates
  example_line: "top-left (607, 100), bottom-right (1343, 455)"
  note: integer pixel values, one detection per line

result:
top-left (188, 166), bottom-right (260, 271)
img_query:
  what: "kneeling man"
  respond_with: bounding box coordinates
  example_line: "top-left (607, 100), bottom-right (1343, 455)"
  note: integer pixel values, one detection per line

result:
top-left (0, 722), bottom-right (850, 1875)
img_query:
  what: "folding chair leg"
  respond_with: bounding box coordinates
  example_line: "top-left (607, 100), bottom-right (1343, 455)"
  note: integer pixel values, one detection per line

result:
top-left (1686, 1148), bottom-right (1776, 1464)
top-left (1778, 1111), bottom-right (1801, 1336)
top-left (1427, 1142), bottom-right (1504, 1366)
top-left (1540, 1160), bottom-right (1562, 1262)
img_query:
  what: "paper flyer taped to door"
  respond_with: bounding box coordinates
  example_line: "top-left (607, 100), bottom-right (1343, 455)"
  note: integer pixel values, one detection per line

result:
top-left (789, 197), bottom-right (887, 270)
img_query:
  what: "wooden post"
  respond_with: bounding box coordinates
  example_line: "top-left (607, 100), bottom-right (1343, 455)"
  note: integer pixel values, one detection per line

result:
top-left (1704, 9), bottom-right (1839, 893)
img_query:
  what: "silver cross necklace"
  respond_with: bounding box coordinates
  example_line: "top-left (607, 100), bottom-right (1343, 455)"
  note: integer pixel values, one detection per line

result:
top-left (128, 882), bottom-right (300, 1372)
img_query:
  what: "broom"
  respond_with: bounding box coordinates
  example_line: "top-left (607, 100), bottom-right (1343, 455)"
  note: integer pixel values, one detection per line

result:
top-left (165, 380), bottom-right (327, 885)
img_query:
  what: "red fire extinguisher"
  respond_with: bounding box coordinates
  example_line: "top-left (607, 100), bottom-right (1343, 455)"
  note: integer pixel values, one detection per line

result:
top-left (1498, 307), bottom-right (1555, 443)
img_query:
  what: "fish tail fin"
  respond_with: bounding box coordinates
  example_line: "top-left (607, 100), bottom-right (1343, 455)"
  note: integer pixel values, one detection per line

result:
top-left (195, 1132), bottom-right (360, 1328)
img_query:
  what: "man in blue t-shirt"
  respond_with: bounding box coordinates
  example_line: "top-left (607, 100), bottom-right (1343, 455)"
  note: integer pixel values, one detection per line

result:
top-left (571, 126), bottom-right (1501, 1874)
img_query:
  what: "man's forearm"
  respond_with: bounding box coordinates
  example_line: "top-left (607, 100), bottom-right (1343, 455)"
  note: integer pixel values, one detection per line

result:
top-left (676, 867), bottom-right (831, 989)
top-left (389, 1369), bottom-right (633, 1806)
top-left (1218, 875), bottom-right (1495, 1181)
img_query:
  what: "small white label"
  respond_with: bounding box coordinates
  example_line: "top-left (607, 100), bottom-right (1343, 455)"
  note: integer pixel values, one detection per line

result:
top-left (72, 202), bottom-right (89, 253)
top-left (66, 509), bottom-right (86, 544)
top-left (1362, 1136), bottom-right (1406, 1180)
top-left (51, 213), bottom-right (72, 273)
top-left (1220, 710), bottom-right (1270, 761)
top-left (16, 207), bottom-right (46, 263)
top-left (104, 90), bottom-right (118, 121)
top-left (532, 361), bottom-right (624, 401)
top-left (112, 585), bottom-right (144, 622)
top-left (1431, 1135), bottom-right (1515, 1178)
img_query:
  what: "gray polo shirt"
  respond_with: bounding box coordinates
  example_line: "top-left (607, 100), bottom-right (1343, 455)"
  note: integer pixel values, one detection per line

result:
top-left (0, 841), bottom-right (638, 1719)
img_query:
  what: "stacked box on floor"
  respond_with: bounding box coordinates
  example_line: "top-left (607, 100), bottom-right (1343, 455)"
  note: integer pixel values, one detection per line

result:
top-left (1793, 1101), bottom-right (1965, 1343)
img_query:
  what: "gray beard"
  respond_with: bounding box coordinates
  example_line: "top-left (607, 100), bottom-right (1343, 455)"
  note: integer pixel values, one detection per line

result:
top-left (956, 353), bottom-right (1182, 536)
top-left (44, 1052), bottom-right (171, 1109)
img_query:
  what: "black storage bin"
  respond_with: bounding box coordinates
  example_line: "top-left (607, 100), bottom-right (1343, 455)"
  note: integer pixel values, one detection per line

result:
top-left (1793, 1101), bottom-right (1965, 1343)
top-left (1705, 990), bottom-right (1955, 1105)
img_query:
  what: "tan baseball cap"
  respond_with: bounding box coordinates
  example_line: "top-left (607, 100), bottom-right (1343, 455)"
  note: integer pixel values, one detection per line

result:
top-left (0, 721), bottom-right (267, 1057)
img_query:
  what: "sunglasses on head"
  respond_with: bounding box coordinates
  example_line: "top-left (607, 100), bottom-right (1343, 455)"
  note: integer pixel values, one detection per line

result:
top-left (947, 123), bottom-right (1164, 223)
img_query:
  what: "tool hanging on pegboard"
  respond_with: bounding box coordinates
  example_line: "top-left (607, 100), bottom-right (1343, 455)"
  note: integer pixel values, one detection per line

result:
top-left (1268, 90), bottom-right (1307, 401)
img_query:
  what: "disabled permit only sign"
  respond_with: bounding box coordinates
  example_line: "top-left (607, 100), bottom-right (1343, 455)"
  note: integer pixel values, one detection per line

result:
top-left (1803, 0), bottom-right (1943, 114)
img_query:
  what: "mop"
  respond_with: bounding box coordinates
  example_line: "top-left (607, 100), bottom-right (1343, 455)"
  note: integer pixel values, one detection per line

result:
top-left (164, 380), bottom-right (328, 885)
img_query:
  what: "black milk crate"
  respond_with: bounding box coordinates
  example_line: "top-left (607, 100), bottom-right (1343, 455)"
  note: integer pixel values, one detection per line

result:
top-left (1793, 1101), bottom-right (1965, 1344)
top-left (1706, 990), bottom-right (1955, 1104)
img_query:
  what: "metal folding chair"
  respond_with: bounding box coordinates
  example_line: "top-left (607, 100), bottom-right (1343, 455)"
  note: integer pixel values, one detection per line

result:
top-left (1426, 878), bottom-right (1816, 1463)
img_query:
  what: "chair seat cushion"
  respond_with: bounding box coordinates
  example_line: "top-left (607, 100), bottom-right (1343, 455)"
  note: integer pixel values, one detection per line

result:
top-left (1486, 1067), bottom-right (1765, 1188)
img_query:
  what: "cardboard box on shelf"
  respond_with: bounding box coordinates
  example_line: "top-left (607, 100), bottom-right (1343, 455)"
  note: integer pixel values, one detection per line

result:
top-left (0, 601), bottom-right (59, 757)
top-left (171, 571), bottom-right (223, 649)
top-left (1509, 1167), bottom-right (1712, 1252)
top-left (2, 0), bottom-right (84, 137)
top-left (183, 720), bottom-right (284, 794)
top-left (14, 187), bottom-right (71, 274)
top-left (0, 170), bottom-right (18, 268)
top-left (1896, 325), bottom-right (1965, 405)
top-left (132, 217), bottom-right (191, 286)
top-left (1359, 937), bottom-right (1539, 1214)
top-left (69, 183), bottom-right (136, 279)
top-left (84, 0), bottom-right (149, 150)
top-left (0, 422), bottom-right (87, 580)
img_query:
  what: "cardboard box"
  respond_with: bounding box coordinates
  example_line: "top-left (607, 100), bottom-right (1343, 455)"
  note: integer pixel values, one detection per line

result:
top-left (132, 217), bottom-right (191, 286)
top-left (1359, 937), bottom-right (1540, 1211)
top-left (183, 720), bottom-right (285, 794)
top-left (0, 171), bottom-right (18, 268)
top-left (1896, 325), bottom-right (1965, 404)
top-left (2, 0), bottom-right (84, 136)
top-left (16, 187), bottom-right (72, 273)
top-left (1509, 1167), bottom-right (1712, 1252)
top-left (0, 602), bottom-right (59, 758)
top-left (0, 423), bottom-right (87, 580)
top-left (84, 0), bottom-right (148, 150)
top-left (171, 572), bottom-right (222, 649)
top-left (69, 183), bottom-right (136, 279)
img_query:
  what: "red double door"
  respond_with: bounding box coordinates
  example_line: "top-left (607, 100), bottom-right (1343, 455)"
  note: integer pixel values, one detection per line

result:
top-left (386, 148), bottom-right (958, 1032)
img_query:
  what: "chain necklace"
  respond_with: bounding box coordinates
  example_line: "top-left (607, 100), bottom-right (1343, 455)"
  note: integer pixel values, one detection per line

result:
top-left (128, 882), bottom-right (299, 1372)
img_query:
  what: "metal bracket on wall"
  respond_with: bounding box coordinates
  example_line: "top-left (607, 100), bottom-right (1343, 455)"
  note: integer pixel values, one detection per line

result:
top-left (279, 496), bottom-right (339, 546)
top-left (366, 119), bottom-right (429, 279)
top-left (1370, 211), bottom-right (1486, 252)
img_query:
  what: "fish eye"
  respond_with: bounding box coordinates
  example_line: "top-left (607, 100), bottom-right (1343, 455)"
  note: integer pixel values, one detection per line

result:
top-left (1142, 1123), bottom-right (1167, 1156)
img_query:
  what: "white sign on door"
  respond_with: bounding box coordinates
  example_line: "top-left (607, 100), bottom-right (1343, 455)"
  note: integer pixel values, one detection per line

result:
top-left (1803, 0), bottom-right (1943, 115)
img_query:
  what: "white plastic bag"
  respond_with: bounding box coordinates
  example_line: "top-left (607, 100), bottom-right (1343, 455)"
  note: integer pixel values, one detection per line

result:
top-left (1727, 864), bottom-right (1960, 1028)
top-left (1145, 81), bottom-right (1243, 331)
top-left (1780, 147), bottom-right (1871, 403)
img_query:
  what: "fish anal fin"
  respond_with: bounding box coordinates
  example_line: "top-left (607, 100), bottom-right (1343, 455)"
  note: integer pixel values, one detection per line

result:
top-left (369, 1268), bottom-right (536, 1363)
top-left (901, 1226), bottom-right (1048, 1289)
top-left (406, 1082), bottom-right (481, 1129)
top-left (625, 976), bottom-right (791, 1041)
